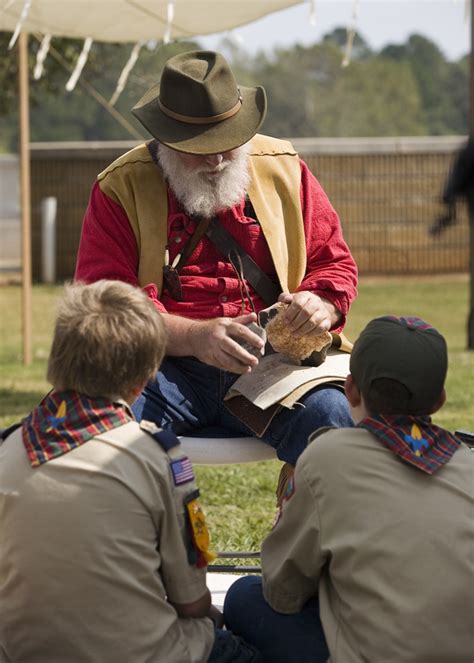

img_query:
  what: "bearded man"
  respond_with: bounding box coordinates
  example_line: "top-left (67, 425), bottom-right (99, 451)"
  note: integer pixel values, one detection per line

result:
top-left (75, 49), bottom-right (358, 484)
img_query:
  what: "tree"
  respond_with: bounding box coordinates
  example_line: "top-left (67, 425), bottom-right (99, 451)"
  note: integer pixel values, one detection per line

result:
top-left (0, 34), bottom-right (200, 149)
top-left (248, 40), bottom-right (424, 138)
top-left (322, 27), bottom-right (372, 60)
top-left (252, 42), bottom-right (345, 137)
top-left (0, 28), bottom-right (469, 148)
top-left (381, 33), bottom-right (468, 135)
top-left (316, 57), bottom-right (424, 137)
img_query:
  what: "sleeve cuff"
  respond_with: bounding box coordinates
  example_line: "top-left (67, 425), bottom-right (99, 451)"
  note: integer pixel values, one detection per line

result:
top-left (166, 574), bottom-right (209, 605)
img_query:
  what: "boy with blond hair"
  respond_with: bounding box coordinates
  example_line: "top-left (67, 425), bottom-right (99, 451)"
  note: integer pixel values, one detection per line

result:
top-left (0, 280), bottom-right (260, 663)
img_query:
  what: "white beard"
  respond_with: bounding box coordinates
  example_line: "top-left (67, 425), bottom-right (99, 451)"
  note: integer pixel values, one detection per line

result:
top-left (157, 143), bottom-right (251, 218)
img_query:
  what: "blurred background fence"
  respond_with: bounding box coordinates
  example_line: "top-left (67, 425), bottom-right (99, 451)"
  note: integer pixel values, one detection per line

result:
top-left (0, 135), bottom-right (468, 281)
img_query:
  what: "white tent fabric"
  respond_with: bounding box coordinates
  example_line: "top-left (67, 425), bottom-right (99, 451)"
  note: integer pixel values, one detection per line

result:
top-left (0, 0), bottom-right (303, 43)
top-left (1, 0), bottom-right (310, 364)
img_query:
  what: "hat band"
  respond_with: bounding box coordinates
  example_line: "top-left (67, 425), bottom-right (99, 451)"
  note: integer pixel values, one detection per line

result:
top-left (158, 96), bottom-right (242, 125)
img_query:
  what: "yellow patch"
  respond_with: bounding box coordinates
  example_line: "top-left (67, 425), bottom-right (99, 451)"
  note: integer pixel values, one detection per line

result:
top-left (185, 497), bottom-right (216, 564)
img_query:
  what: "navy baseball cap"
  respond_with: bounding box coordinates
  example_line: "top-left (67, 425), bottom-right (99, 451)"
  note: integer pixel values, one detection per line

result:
top-left (350, 316), bottom-right (448, 414)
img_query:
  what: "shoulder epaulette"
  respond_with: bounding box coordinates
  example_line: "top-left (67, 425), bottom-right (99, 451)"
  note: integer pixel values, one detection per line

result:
top-left (139, 420), bottom-right (180, 451)
top-left (0, 421), bottom-right (23, 443)
top-left (308, 426), bottom-right (336, 446)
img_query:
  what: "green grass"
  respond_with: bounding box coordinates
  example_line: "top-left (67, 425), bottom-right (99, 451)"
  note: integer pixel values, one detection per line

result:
top-left (1, 276), bottom-right (473, 560)
top-left (0, 284), bottom-right (60, 427)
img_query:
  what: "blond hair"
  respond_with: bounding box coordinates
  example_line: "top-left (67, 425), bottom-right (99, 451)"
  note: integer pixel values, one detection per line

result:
top-left (47, 280), bottom-right (166, 398)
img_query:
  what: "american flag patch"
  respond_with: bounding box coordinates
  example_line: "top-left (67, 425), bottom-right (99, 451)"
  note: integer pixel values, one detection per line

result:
top-left (170, 456), bottom-right (194, 486)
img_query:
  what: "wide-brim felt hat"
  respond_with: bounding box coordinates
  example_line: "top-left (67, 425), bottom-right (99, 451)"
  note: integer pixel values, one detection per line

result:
top-left (132, 50), bottom-right (267, 155)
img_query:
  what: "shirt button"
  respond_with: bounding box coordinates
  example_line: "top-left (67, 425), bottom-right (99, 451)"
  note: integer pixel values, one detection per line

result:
top-left (221, 296), bottom-right (228, 303)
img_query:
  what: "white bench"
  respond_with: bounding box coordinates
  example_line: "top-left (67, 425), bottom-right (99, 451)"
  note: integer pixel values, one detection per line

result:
top-left (179, 435), bottom-right (277, 465)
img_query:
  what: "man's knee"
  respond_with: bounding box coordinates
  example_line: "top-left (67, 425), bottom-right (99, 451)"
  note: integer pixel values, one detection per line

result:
top-left (264, 386), bottom-right (353, 465)
top-left (302, 386), bottom-right (352, 427)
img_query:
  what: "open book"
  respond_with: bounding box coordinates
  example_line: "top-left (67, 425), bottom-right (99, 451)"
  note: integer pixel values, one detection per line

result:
top-left (223, 303), bottom-right (352, 436)
top-left (224, 333), bottom-right (350, 437)
top-left (225, 349), bottom-right (350, 410)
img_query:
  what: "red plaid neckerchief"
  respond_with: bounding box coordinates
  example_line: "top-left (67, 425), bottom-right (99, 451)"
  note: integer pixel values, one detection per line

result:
top-left (22, 390), bottom-right (133, 467)
top-left (358, 414), bottom-right (461, 474)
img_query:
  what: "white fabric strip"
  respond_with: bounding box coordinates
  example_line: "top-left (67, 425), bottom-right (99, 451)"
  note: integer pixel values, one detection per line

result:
top-left (33, 33), bottom-right (51, 80)
top-left (342, 0), bottom-right (360, 67)
top-left (109, 40), bottom-right (144, 106)
top-left (65, 37), bottom-right (93, 92)
top-left (8, 0), bottom-right (32, 49)
top-left (309, 0), bottom-right (317, 27)
top-left (228, 30), bottom-right (244, 46)
top-left (163, 0), bottom-right (175, 44)
top-left (342, 28), bottom-right (355, 68)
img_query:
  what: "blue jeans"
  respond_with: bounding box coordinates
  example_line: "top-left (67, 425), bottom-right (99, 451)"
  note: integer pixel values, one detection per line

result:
top-left (132, 356), bottom-right (352, 465)
top-left (223, 576), bottom-right (329, 663)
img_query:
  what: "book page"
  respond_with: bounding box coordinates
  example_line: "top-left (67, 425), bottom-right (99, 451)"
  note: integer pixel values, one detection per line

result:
top-left (226, 349), bottom-right (350, 410)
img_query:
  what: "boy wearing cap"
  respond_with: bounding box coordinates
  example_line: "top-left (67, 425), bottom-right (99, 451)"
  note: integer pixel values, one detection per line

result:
top-left (224, 316), bottom-right (473, 663)
top-left (75, 49), bottom-right (358, 476)
top-left (0, 280), bottom-right (261, 663)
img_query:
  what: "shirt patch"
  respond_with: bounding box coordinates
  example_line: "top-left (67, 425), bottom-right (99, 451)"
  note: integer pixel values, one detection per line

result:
top-left (184, 489), bottom-right (216, 567)
top-left (283, 475), bottom-right (295, 501)
top-left (170, 456), bottom-right (194, 485)
top-left (272, 475), bottom-right (295, 530)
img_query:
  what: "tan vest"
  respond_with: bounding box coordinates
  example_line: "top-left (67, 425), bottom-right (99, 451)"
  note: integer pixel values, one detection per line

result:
top-left (98, 134), bottom-right (306, 295)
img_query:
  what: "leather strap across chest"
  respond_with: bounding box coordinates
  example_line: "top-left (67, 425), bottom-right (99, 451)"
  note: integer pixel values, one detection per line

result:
top-left (205, 216), bottom-right (281, 306)
top-left (98, 134), bottom-right (306, 294)
top-left (148, 141), bottom-right (282, 306)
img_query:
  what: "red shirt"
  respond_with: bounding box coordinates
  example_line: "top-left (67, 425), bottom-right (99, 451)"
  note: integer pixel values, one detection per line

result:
top-left (75, 160), bottom-right (357, 330)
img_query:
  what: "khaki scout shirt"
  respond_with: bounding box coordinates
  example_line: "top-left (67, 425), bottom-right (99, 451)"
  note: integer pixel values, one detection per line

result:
top-left (262, 427), bottom-right (474, 663)
top-left (0, 422), bottom-right (214, 663)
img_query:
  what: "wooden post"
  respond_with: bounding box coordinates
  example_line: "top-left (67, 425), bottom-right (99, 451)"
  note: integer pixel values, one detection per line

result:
top-left (468, 0), bottom-right (474, 348)
top-left (19, 31), bottom-right (32, 365)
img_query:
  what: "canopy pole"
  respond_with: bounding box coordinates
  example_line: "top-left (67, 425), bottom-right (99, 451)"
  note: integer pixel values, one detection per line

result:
top-left (468, 0), bottom-right (474, 348)
top-left (19, 31), bottom-right (32, 365)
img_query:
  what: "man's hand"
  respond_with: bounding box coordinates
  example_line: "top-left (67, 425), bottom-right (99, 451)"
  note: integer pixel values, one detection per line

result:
top-left (185, 312), bottom-right (265, 374)
top-left (278, 291), bottom-right (341, 337)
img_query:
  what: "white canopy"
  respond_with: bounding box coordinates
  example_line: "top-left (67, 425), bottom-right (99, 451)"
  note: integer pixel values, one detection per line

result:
top-left (0, 0), bottom-right (303, 43)
top-left (1, 0), bottom-right (308, 364)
